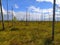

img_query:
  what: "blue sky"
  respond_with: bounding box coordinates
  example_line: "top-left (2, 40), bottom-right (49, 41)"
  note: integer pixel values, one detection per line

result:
top-left (1, 0), bottom-right (60, 21)
top-left (2, 0), bottom-right (53, 12)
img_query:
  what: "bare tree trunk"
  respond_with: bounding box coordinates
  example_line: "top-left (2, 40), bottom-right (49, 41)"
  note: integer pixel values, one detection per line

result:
top-left (0, 0), bottom-right (5, 30)
top-left (7, 0), bottom-right (9, 27)
top-left (52, 0), bottom-right (56, 42)
top-left (26, 9), bottom-right (28, 26)
top-left (12, 7), bottom-right (14, 27)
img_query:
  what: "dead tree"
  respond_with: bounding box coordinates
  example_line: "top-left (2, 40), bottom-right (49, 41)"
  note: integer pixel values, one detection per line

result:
top-left (25, 9), bottom-right (28, 26)
top-left (29, 12), bottom-right (30, 21)
top-left (0, 0), bottom-right (5, 30)
top-left (52, 0), bottom-right (56, 42)
top-left (7, 0), bottom-right (9, 26)
top-left (12, 7), bottom-right (14, 27)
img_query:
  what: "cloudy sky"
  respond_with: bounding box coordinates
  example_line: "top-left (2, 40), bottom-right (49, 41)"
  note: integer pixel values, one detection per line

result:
top-left (1, 0), bottom-right (60, 21)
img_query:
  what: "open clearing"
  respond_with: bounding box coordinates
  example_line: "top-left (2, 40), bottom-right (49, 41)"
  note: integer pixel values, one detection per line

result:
top-left (0, 21), bottom-right (60, 45)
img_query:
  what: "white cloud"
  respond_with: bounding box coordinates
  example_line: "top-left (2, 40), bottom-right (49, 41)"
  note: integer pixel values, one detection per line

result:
top-left (1, 5), bottom-right (60, 21)
top-left (27, 5), bottom-right (60, 21)
top-left (36, 0), bottom-right (60, 6)
top-left (29, 6), bottom-right (40, 12)
top-left (36, 0), bottom-right (53, 3)
top-left (14, 4), bottom-right (19, 8)
top-left (1, 6), bottom-right (16, 16)
top-left (8, 10), bottom-right (16, 16)
top-left (2, 6), bottom-right (7, 14)
top-left (56, 0), bottom-right (60, 5)
top-left (14, 11), bottom-right (42, 21)
top-left (29, 6), bottom-right (53, 13)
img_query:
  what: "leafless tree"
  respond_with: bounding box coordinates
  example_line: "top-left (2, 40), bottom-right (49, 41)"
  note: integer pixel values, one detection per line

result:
top-left (7, 0), bottom-right (9, 26)
top-left (52, 0), bottom-right (56, 42)
top-left (12, 7), bottom-right (14, 27)
top-left (29, 12), bottom-right (30, 21)
top-left (0, 0), bottom-right (5, 30)
top-left (25, 9), bottom-right (28, 26)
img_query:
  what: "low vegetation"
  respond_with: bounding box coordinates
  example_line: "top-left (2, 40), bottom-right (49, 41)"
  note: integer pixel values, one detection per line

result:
top-left (0, 21), bottom-right (60, 45)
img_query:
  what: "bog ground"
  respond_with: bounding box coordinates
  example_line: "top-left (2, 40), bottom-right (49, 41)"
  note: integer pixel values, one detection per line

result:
top-left (0, 21), bottom-right (60, 45)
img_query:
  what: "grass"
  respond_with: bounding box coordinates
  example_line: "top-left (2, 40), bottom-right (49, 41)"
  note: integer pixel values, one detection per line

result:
top-left (0, 21), bottom-right (60, 45)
